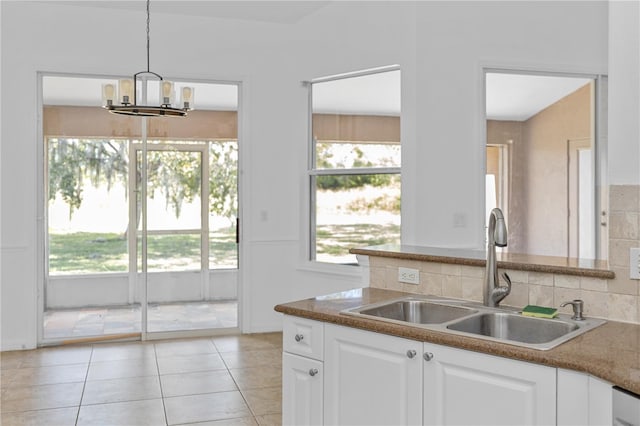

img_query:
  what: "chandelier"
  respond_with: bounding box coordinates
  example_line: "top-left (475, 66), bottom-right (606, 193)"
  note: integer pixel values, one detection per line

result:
top-left (101, 0), bottom-right (193, 117)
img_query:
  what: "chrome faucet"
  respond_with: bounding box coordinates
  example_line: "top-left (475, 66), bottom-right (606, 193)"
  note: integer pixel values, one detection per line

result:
top-left (484, 208), bottom-right (511, 307)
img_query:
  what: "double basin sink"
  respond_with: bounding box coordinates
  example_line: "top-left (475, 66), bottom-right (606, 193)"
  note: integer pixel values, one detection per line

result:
top-left (342, 296), bottom-right (605, 350)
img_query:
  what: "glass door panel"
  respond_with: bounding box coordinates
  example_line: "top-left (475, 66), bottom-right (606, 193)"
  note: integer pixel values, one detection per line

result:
top-left (135, 144), bottom-right (212, 333)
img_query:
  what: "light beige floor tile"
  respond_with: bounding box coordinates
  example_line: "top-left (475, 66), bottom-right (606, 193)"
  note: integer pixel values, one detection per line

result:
top-left (164, 391), bottom-right (252, 425)
top-left (241, 387), bottom-right (282, 416)
top-left (4, 363), bottom-right (88, 388)
top-left (161, 369), bottom-right (237, 398)
top-left (1, 369), bottom-right (16, 388)
top-left (220, 349), bottom-right (281, 369)
top-left (0, 351), bottom-right (30, 370)
top-left (175, 417), bottom-right (258, 426)
top-left (77, 398), bottom-right (166, 426)
top-left (20, 346), bottom-right (92, 368)
top-left (212, 335), bottom-right (280, 353)
top-left (155, 338), bottom-right (216, 358)
top-left (157, 353), bottom-right (226, 375)
top-left (1, 406), bottom-right (78, 426)
top-left (229, 365), bottom-right (281, 391)
top-left (82, 375), bottom-right (162, 405)
top-left (0, 382), bottom-right (84, 413)
top-left (90, 341), bottom-right (156, 362)
top-left (253, 333), bottom-right (283, 348)
top-left (87, 357), bottom-right (158, 381)
top-left (256, 413), bottom-right (282, 426)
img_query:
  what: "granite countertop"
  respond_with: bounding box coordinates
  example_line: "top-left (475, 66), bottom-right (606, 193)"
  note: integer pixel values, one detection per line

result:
top-left (274, 287), bottom-right (639, 394)
top-left (350, 244), bottom-right (615, 279)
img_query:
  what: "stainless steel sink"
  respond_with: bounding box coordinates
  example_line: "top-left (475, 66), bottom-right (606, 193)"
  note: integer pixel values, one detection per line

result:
top-left (446, 312), bottom-right (579, 344)
top-left (341, 295), bottom-right (606, 350)
top-left (356, 299), bottom-right (477, 325)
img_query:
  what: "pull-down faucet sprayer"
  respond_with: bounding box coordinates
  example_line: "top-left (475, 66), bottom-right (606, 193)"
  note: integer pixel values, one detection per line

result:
top-left (484, 208), bottom-right (511, 307)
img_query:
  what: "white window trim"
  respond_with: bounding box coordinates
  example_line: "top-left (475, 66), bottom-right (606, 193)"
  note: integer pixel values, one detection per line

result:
top-left (304, 66), bottom-right (401, 269)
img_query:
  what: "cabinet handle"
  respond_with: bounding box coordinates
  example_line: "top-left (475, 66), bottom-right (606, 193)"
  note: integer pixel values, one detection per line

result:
top-left (309, 368), bottom-right (318, 376)
top-left (406, 349), bottom-right (417, 359)
top-left (294, 334), bottom-right (304, 342)
top-left (423, 352), bottom-right (434, 361)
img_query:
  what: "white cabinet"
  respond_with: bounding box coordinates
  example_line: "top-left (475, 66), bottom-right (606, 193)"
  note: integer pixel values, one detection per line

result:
top-left (282, 316), bottom-right (325, 426)
top-left (423, 343), bottom-right (556, 426)
top-left (589, 376), bottom-right (613, 426)
top-left (558, 369), bottom-right (612, 426)
top-left (282, 315), bottom-right (611, 426)
top-left (324, 324), bottom-right (423, 426)
top-left (283, 352), bottom-right (323, 426)
top-left (283, 315), bottom-right (324, 360)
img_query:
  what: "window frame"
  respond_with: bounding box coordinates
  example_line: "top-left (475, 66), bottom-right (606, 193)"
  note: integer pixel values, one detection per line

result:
top-left (306, 66), bottom-right (401, 266)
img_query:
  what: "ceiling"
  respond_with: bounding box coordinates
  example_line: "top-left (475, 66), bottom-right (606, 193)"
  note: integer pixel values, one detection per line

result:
top-left (48, 1), bottom-right (331, 24)
top-left (485, 73), bottom-right (592, 121)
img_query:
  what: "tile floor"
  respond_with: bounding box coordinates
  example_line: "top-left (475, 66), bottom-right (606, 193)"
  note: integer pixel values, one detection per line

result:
top-left (44, 302), bottom-right (238, 340)
top-left (1, 333), bottom-right (282, 425)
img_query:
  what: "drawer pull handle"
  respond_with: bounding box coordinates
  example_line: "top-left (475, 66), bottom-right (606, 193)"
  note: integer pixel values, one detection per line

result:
top-left (423, 352), bottom-right (434, 361)
top-left (406, 349), bottom-right (417, 359)
top-left (309, 368), bottom-right (318, 377)
top-left (294, 334), bottom-right (304, 342)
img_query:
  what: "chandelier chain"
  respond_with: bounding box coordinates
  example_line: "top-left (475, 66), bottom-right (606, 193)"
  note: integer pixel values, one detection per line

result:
top-left (146, 0), bottom-right (150, 73)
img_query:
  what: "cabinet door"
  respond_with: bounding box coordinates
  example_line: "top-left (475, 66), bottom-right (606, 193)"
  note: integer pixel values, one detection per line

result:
top-left (423, 343), bottom-right (556, 426)
top-left (324, 324), bottom-right (422, 426)
top-left (588, 376), bottom-right (612, 426)
top-left (558, 368), bottom-right (589, 426)
top-left (282, 352), bottom-right (323, 426)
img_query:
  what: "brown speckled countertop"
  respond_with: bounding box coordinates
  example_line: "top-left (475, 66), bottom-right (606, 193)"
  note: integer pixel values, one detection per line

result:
top-left (274, 287), bottom-right (639, 394)
top-left (350, 244), bottom-right (615, 279)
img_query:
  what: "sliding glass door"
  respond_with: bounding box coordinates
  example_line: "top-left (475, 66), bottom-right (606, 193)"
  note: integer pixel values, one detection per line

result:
top-left (41, 74), bottom-right (240, 343)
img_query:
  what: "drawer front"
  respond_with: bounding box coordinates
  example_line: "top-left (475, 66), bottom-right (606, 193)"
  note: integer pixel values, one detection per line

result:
top-left (283, 315), bottom-right (324, 361)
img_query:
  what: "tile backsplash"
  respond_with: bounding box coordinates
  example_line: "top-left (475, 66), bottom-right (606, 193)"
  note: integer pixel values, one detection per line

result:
top-left (368, 185), bottom-right (640, 324)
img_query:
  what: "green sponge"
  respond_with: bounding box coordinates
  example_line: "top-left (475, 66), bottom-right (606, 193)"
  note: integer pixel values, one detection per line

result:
top-left (522, 305), bottom-right (558, 319)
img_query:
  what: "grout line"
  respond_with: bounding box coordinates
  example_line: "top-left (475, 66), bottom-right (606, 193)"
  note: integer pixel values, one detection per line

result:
top-left (154, 343), bottom-right (170, 426)
top-left (212, 339), bottom-right (258, 420)
top-left (74, 345), bottom-right (94, 425)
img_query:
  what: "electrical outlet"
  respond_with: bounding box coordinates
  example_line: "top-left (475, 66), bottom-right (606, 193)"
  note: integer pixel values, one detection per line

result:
top-left (398, 267), bottom-right (420, 284)
top-left (630, 248), bottom-right (640, 279)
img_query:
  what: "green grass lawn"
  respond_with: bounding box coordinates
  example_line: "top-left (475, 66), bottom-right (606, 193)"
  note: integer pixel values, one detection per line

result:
top-left (49, 223), bottom-right (399, 274)
top-left (316, 223), bottom-right (400, 256)
top-left (49, 228), bottom-right (238, 274)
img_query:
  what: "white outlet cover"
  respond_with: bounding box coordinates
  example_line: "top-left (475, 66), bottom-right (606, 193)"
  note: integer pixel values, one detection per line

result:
top-left (398, 267), bottom-right (419, 284)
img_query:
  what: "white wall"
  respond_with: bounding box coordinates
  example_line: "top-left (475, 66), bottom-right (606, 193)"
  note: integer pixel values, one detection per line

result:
top-left (609, 0), bottom-right (640, 185)
top-left (0, 1), bottom-right (616, 350)
top-left (405, 1), bottom-right (608, 249)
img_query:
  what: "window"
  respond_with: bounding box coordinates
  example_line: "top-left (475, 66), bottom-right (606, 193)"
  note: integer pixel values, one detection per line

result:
top-left (309, 67), bottom-right (401, 264)
top-left (43, 76), bottom-right (239, 275)
top-left (46, 137), bottom-right (238, 274)
top-left (485, 70), bottom-right (605, 259)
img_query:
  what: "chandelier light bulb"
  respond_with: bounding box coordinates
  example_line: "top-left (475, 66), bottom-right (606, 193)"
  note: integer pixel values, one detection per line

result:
top-left (102, 83), bottom-right (117, 106)
top-left (161, 81), bottom-right (174, 106)
top-left (119, 79), bottom-right (134, 105)
top-left (181, 87), bottom-right (194, 110)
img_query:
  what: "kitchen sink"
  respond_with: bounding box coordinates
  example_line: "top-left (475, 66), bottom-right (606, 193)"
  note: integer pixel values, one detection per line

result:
top-left (356, 299), bottom-right (477, 325)
top-left (446, 312), bottom-right (579, 344)
top-left (341, 295), bottom-right (606, 350)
